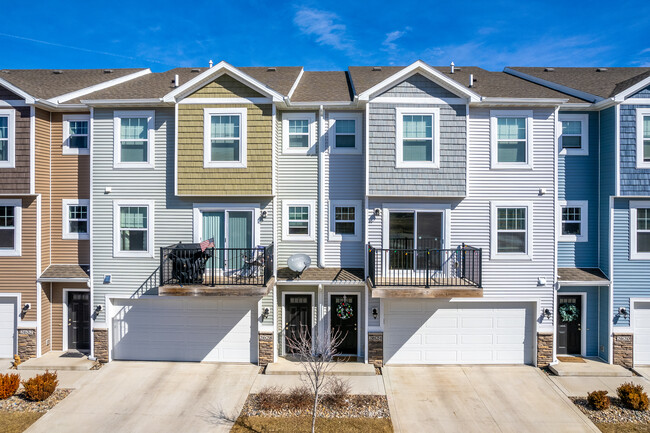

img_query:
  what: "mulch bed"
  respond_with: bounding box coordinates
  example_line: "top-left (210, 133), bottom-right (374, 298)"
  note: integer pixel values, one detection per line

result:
top-left (0, 389), bottom-right (72, 413)
top-left (242, 394), bottom-right (390, 419)
top-left (572, 397), bottom-right (650, 424)
top-left (232, 415), bottom-right (394, 433)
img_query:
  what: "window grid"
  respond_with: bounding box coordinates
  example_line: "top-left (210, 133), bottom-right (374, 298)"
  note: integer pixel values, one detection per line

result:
top-left (68, 205), bottom-right (88, 234)
top-left (644, 115), bottom-right (650, 162)
top-left (119, 117), bottom-right (148, 163)
top-left (0, 205), bottom-right (15, 250)
top-left (335, 119), bottom-right (356, 148)
top-left (638, 208), bottom-right (650, 253)
top-left (68, 120), bottom-right (89, 149)
top-left (288, 119), bottom-right (309, 148)
top-left (561, 120), bottom-right (583, 149)
top-left (496, 117), bottom-right (527, 164)
top-left (210, 114), bottom-right (241, 162)
top-left (119, 206), bottom-right (148, 252)
top-left (562, 207), bottom-right (582, 236)
top-left (497, 207), bottom-right (527, 253)
top-left (334, 206), bottom-right (355, 235)
top-left (0, 116), bottom-right (8, 161)
top-left (288, 206), bottom-right (309, 235)
top-left (402, 114), bottom-right (433, 162)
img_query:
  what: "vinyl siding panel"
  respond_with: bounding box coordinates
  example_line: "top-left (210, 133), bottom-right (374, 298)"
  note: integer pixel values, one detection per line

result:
top-left (599, 286), bottom-right (610, 361)
top-left (630, 86), bottom-right (650, 98)
top-left (381, 73), bottom-right (458, 98)
top-left (188, 74), bottom-right (264, 99)
top-left (51, 282), bottom-right (88, 350)
top-left (620, 104), bottom-right (650, 195)
top-left (0, 106), bottom-right (31, 194)
top-left (0, 85), bottom-right (21, 100)
top-left (35, 108), bottom-right (51, 271)
top-left (40, 283), bottom-right (51, 354)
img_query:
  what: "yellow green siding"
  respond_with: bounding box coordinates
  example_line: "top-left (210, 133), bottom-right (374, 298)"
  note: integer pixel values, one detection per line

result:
top-left (188, 74), bottom-right (264, 98)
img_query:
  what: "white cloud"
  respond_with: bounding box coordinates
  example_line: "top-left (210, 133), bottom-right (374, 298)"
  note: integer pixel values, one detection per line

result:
top-left (293, 8), bottom-right (355, 54)
top-left (383, 29), bottom-right (409, 51)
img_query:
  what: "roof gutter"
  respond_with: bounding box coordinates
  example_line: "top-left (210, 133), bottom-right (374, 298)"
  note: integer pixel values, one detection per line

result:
top-left (476, 97), bottom-right (569, 106)
top-left (80, 98), bottom-right (170, 107)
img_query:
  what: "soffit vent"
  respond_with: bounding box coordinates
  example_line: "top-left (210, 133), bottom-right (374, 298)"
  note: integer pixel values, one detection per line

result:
top-left (372, 66), bottom-right (382, 71)
top-left (267, 67), bottom-right (277, 72)
top-left (53, 70), bottom-right (63, 74)
top-left (191, 68), bottom-right (201, 73)
top-left (596, 68), bottom-right (608, 72)
top-left (104, 69), bottom-right (114, 74)
top-left (544, 67), bottom-right (555, 72)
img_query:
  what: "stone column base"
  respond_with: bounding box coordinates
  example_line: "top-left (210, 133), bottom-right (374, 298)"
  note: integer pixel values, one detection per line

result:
top-left (93, 329), bottom-right (109, 363)
top-left (537, 332), bottom-right (553, 368)
top-left (613, 333), bottom-right (633, 368)
top-left (258, 332), bottom-right (273, 367)
top-left (17, 328), bottom-right (37, 361)
top-left (369, 332), bottom-right (383, 368)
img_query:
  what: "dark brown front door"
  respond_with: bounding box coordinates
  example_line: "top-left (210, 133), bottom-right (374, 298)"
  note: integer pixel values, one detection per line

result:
top-left (285, 295), bottom-right (311, 354)
top-left (557, 295), bottom-right (581, 355)
top-left (331, 294), bottom-right (358, 355)
top-left (67, 292), bottom-right (90, 352)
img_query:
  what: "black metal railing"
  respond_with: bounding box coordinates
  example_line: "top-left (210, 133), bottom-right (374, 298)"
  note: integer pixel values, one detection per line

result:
top-left (367, 243), bottom-right (482, 288)
top-left (160, 243), bottom-right (274, 287)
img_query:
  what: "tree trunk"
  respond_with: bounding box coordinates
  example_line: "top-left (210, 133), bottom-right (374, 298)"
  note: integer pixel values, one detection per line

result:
top-left (311, 392), bottom-right (319, 433)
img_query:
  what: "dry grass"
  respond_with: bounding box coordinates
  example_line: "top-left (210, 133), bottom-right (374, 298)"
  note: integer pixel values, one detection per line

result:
top-left (597, 423), bottom-right (650, 433)
top-left (0, 411), bottom-right (43, 433)
top-left (231, 415), bottom-right (394, 433)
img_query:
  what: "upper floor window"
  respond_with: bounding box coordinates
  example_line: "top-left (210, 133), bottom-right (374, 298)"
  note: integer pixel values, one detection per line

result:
top-left (637, 109), bottom-right (650, 169)
top-left (63, 115), bottom-right (90, 155)
top-left (203, 107), bottom-right (247, 168)
top-left (0, 109), bottom-right (16, 168)
top-left (113, 200), bottom-right (154, 257)
top-left (329, 200), bottom-right (361, 241)
top-left (491, 202), bottom-right (532, 260)
top-left (283, 200), bottom-right (315, 240)
top-left (490, 110), bottom-right (532, 169)
top-left (282, 113), bottom-right (315, 154)
top-left (395, 107), bottom-right (440, 168)
top-left (113, 111), bottom-right (155, 169)
top-left (62, 199), bottom-right (89, 240)
top-left (329, 112), bottom-right (362, 154)
top-left (559, 113), bottom-right (588, 156)
top-left (0, 199), bottom-right (21, 256)
top-left (631, 200), bottom-right (650, 260)
top-left (559, 200), bottom-right (588, 242)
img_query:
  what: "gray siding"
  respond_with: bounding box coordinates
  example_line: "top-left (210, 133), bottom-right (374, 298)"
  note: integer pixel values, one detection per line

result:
top-left (620, 104), bottom-right (650, 195)
top-left (630, 86), bottom-right (650, 98)
top-left (381, 73), bottom-right (458, 98)
top-left (0, 106), bottom-right (31, 194)
top-left (599, 107), bottom-right (616, 277)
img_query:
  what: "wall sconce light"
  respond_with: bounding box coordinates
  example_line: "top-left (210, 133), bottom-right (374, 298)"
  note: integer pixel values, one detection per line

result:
top-left (262, 307), bottom-right (270, 319)
top-left (372, 308), bottom-right (378, 320)
top-left (543, 308), bottom-right (551, 319)
top-left (261, 210), bottom-right (267, 219)
top-left (619, 307), bottom-right (629, 319)
top-left (22, 303), bottom-right (31, 312)
top-left (95, 305), bottom-right (103, 312)
top-left (104, 187), bottom-right (112, 194)
top-left (537, 277), bottom-right (546, 286)
top-left (374, 208), bottom-right (381, 217)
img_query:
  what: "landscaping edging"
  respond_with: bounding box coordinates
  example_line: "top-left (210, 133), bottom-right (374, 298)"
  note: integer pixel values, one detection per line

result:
top-left (571, 396), bottom-right (650, 424)
top-left (0, 389), bottom-right (72, 413)
top-left (242, 394), bottom-right (390, 419)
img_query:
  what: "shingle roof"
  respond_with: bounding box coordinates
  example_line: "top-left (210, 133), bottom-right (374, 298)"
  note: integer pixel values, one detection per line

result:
top-left (508, 67), bottom-right (650, 99)
top-left (39, 265), bottom-right (90, 280)
top-left (558, 267), bottom-right (609, 283)
top-left (0, 68), bottom-right (145, 100)
top-left (277, 267), bottom-right (364, 282)
top-left (291, 71), bottom-right (353, 102)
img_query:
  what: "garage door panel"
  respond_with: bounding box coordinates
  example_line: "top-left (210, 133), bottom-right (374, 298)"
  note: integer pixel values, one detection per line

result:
top-left (634, 303), bottom-right (650, 365)
top-left (0, 298), bottom-right (16, 358)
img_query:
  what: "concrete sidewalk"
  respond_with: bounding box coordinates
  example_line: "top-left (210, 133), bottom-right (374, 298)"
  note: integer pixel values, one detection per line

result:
top-left (551, 375), bottom-right (650, 397)
top-left (251, 373), bottom-right (386, 395)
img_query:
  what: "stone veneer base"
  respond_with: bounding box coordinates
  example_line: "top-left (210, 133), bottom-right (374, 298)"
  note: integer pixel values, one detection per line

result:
top-left (368, 332), bottom-right (383, 368)
top-left (17, 328), bottom-right (37, 361)
top-left (259, 332), bottom-right (273, 367)
top-left (613, 333), bottom-right (633, 368)
top-left (537, 332), bottom-right (553, 368)
top-left (93, 328), bottom-right (109, 363)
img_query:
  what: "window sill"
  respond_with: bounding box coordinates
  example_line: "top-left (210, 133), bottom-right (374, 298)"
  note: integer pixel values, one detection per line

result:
top-left (489, 254), bottom-right (533, 262)
top-left (0, 250), bottom-right (21, 257)
top-left (284, 235), bottom-right (315, 241)
top-left (329, 234), bottom-right (361, 242)
top-left (630, 253), bottom-right (650, 261)
top-left (560, 148), bottom-right (588, 156)
top-left (330, 147), bottom-right (362, 155)
top-left (63, 233), bottom-right (90, 240)
top-left (113, 251), bottom-right (154, 258)
top-left (63, 148), bottom-right (90, 156)
top-left (282, 148), bottom-right (314, 156)
top-left (559, 236), bottom-right (588, 243)
top-left (113, 162), bottom-right (154, 170)
top-left (203, 161), bottom-right (247, 169)
top-left (395, 162), bottom-right (440, 169)
top-left (0, 161), bottom-right (16, 169)
top-left (490, 164), bottom-right (533, 171)
top-left (636, 162), bottom-right (650, 170)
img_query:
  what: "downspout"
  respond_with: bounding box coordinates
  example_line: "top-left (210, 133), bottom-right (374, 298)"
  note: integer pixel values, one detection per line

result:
top-left (88, 106), bottom-right (96, 361)
top-left (318, 105), bottom-right (325, 268)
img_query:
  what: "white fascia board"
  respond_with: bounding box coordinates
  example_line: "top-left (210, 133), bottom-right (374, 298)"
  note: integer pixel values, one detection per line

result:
top-left (504, 68), bottom-right (602, 103)
top-left (50, 69), bottom-right (151, 103)
top-left (0, 78), bottom-right (35, 103)
top-left (612, 75), bottom-right (650, 101)
top-left (287, 68), bottom-right (304, 98)
top-left (163, 61), bottom-right (285, 103)
top-left (558, 280), bottom-right (610, 287)
top-left (80, 98), bottom-right (166, 106)
top-left (593, 98), bottom-right (618, 109)
top-left (38, 277), bottom-right (90, 283)
top-left (476, 97), bottom-right (569, 106)
top-left (287, 101), bottom-right (359, 108)
top-left (358, 60), bottom-right (480, 102)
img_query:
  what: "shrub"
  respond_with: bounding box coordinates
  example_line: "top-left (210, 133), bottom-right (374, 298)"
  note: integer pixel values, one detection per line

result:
top-left (22, 370), bottom-right (58, 402)
top-left (256, 385), bottom-right (284, 411)
top-left (323, 377), bottom-right (351, 408)
top-left (0, 373), bottom-right (20, 399)
top-left (617, 382), bottom-right (649, 411)
top-left (587, 390), bottom-right (610, 410)
top-left (287, 385), bottom-right (313, 410)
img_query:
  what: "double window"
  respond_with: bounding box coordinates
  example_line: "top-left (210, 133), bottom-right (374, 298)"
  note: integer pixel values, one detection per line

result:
top-left (559, 114), bottom-right (588, 155)
top-left (329, 112), bottom-right (362, 154)
top-left (62, 199), bottom-right (89, 240)
top-left (637, 109), bottom-right (650, 169)
top-left (631, 201), bottom-right (650, 260)
top-left (203, 108), bottom-right (247, 168)
top-left (395, 108), bottom-right (440, 168)
top-left (329, 201), bottom-right (361, 241)
top-left (491, 110), bottom-right (532, 169)
top-left (491, 202), bottom-right (532, 259)
top-left (0, 109), bottom-right (15, 168)
top-left (559, 201), bottom-right (588, 242)
top-left (283, 200), bottom-right (315, 240)
top-left (114, 111), bottom-right (155, 169)
top-left (283, 113), bottom-right (315, 154)
top-left (113, 201), bottom-right (154, 257)
top-left (0, 199), bottom-right (21, 256)
top-left (63, 115), bottom-right (90, 155)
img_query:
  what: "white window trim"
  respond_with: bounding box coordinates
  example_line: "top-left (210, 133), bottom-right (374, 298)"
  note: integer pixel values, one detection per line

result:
top-left (282, 200), bottom-right (316, 241)
top-left (62, 199), bottom-right (90, 240)
top-left (112, 200), bottom-right (155, 258)
top-left (490, 201), bottom-right (533, 260)
top-left (630, 200), bottom-right (650, 260)
top-left (0, 199), bottom-right (21, 257)
top-left (559, 200), bottom-right (588, 243)
top-left (203, 107), bottom-right (248, 169)
top-left (395, 107), bottom-right (440, 169)
top-left (329, 200), bottom-right (361, 242)
top-left (282, 112), bottom-right (316, 155)
top-left (636, 108), bottom-right (650, 169)
top-left (328, 112), bottom-right (362, 155)
top-left (62, 114), bottom-right (90, 155)
top-left (490, 110), bottom-right (533, 170)
top-left (559, 113), bottom-right (589, 156)
top-left (0, 109), bottom-right (16, 168)
top-left (113, 110), bottom-right (155, 169)
top-left (191, 203), bottom-right (261, 247)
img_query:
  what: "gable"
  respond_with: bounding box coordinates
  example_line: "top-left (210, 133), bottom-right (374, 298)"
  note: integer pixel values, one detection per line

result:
top-left (0, 84), bottom-right (22, 101)
top-left (629, 85), bottom-right (650, 99)
top-left (379, 73), bottom-right (459, 99)
top-left (188, 74), bottom-right (264, 99)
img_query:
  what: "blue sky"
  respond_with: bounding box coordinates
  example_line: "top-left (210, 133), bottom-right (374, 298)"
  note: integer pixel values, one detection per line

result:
top-left (3, 0), bottom-right (649, 72)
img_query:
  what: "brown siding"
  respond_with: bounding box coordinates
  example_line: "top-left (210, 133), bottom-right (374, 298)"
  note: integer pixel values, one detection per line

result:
top-left (0, 85), bottom-right (21, 100)
top-left (41, 283), bottom-right (51, 354)
top-left (0, 106), bottom-right (31, 194)
top-left (51, 283), bottom-right (87, 351)
top-left (0, 196), bottom-right (37, 322)
top-left (35, 108), bottom-right (51, 271)
top-left (189, 74), bottom-right (264, 98)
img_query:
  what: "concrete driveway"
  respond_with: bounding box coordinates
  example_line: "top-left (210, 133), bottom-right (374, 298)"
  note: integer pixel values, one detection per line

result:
top-left (26, 361), bottom-right (259, 433)
top-left (384, 365), bottom-right (599, 433)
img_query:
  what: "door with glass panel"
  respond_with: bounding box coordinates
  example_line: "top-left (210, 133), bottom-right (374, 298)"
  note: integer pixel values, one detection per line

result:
top-left (201, 211), bottom-right (253, 275)
top-left (387, 211), bottom-right (443, 277)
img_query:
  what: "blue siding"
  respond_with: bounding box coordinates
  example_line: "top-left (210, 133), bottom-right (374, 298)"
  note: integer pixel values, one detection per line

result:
top-left (558, 111), bottom-right (599, 267)
top-left (559, 286), bottom-right (600, 357)
top-left (599, 107), bottom-right (616, 277)
top-left (599, 286), bottom-right (610, 361)
top-left (620, 104), bottom-right (650, 195)
top-left (630, 86), bottom-right (650, 98)
top-left (612, 198), bottom-right (650, 328)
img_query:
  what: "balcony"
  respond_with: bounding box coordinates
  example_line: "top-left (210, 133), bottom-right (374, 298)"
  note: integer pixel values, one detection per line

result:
top-left (159, 243), bottom-right (274, 296)
top-left (367, 244), bottom-right (483, 298)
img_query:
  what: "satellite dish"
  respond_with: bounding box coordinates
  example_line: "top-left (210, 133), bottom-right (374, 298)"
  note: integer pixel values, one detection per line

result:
top-left (287, 254), bottom-right (311, 273)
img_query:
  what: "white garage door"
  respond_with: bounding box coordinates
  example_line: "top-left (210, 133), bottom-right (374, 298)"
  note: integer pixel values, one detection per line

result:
top-left (384, 300), bottom-right (534, 365)
top-left (0, 297), bottom-right (17, 358)
top-left (111, 297), bottom-right (254, 363)
top-left (633, 302), bottom-right (650, 365)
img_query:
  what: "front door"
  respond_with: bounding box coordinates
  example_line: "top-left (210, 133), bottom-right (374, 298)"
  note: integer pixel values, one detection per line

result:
top-left (67, 292), bottom-right (90, 352)
top-left (557, 295), bottom-right (582, 355)
top-left (331, 294), bottom-right (358, 356)
top-left (285, 295), bottom-right (311, 354)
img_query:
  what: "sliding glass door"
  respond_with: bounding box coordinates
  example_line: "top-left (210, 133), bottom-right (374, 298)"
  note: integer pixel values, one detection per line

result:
top-left (202, 210), bottom-right (253, 272)
top-left (388, 211), bottom-right (443, 272)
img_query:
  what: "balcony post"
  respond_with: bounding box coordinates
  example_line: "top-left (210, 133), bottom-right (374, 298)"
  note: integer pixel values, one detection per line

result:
top-left (211, 247), bottom-right (215, 287)
top-left (425, 250), bottom-right (430, 288)
top-left (159, 247), bottom-right (164, 287)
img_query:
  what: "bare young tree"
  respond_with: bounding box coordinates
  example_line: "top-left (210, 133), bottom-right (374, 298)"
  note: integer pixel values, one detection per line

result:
top-left (285, 325), bottom-right (345, 433)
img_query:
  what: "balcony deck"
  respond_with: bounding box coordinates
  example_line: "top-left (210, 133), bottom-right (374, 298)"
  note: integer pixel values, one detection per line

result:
top-left (159, 277), bottom-right (275, 297)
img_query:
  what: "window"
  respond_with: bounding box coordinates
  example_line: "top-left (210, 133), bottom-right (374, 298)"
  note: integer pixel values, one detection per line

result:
top-left (203, 108), bottom-right (247, 168)
top-left (63, 115), bottom-right (90, 155)
top-left (113, 111), bottom-right (155, 169)
top-left (637, 109), bottom-right (650, 169)
top-left (559, 113), bottom-right (588, 156)
top-left (559, 201), bottom-right (588, 242)
top-left (0, 199), bottom-right (20, 256)
top-left (282, 200), bottom-right (315, 240)
top-left (490, 110), bottom-right (532, 169)
top-left (282, 113), bottom-right (315, 154)
top-left (113, 201), bottom-right (154, 257)
top-left (491, 202), bottom-right (532, 259)
top-left (329, 200), bottom-right (361, 241)
top-left (631, 201), bottom-right (650, 260)
top-left (395, 107), bottom-right (440, 168)
top-left (329, 112), bottom-right (362, 154)
top-left (62, 199), bottom-right (89, 240)
top-left (0, 109), bottom-right (15, 168)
